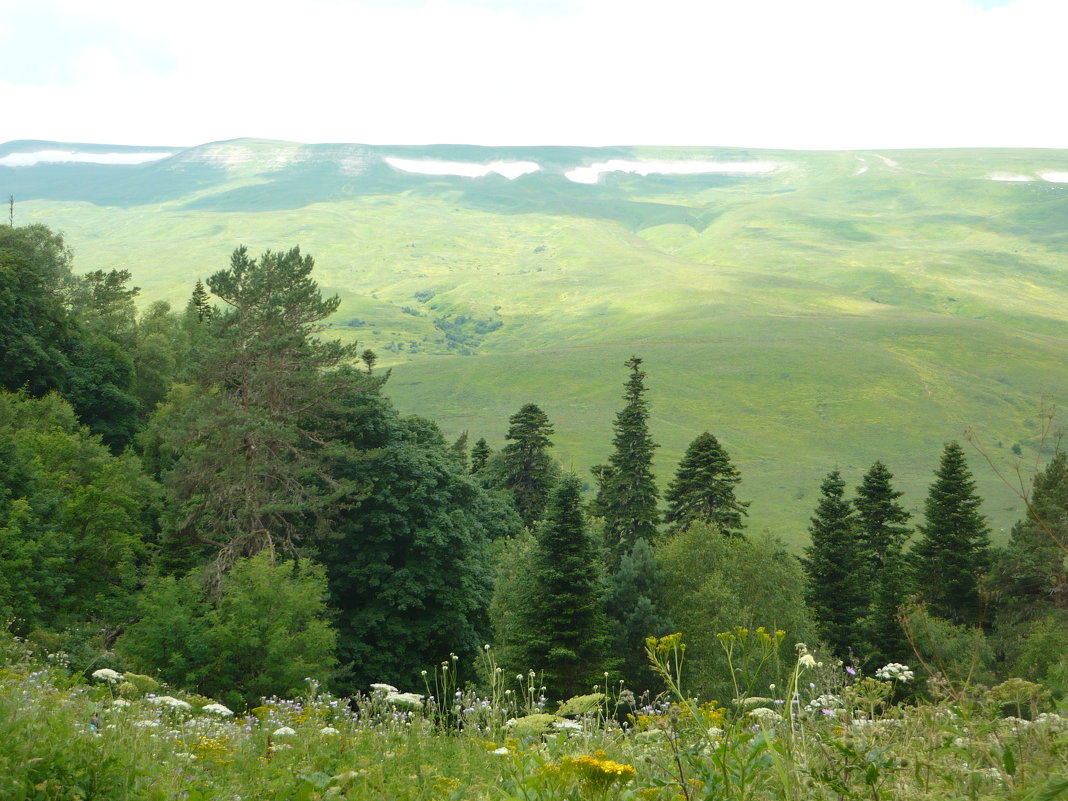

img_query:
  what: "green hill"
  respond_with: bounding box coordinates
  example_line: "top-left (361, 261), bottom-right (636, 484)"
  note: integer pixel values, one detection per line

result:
top-left (5, 138), bottom-right (1068, 544)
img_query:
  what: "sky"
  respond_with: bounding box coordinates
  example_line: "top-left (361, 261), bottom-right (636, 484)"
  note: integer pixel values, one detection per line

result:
top-left (1, 0), bottom-right (1065, 150)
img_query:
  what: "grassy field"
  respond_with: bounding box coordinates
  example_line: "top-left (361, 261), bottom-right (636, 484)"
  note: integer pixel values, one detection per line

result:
top-left (5, 139), bottom-right (1068, 544)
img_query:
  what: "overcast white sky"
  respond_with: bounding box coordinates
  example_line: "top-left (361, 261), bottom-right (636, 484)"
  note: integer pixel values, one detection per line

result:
top-left (0, 0), bottom-right (1065, 150)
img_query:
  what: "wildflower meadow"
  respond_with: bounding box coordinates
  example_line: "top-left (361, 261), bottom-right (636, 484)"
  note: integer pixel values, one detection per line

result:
top-left (3, 626), bottom-right (1066, 801)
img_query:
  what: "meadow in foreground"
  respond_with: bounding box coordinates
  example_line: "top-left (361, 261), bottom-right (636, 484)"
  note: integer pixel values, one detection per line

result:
top-left (3, 628), bottom-right (1066, 801)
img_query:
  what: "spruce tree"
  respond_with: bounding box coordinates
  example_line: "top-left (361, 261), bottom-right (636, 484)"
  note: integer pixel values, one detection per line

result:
top-left (470, 437), bottom-right (492, 474)
top-left (855, 461), bottom-right (911, 579)
top-left (600, 357), bottom-right (660, 565)
top-left (802, 470), bottom-right (869, 657)
top-left (520, 474), bottom-right (610, 700)
top-left (606, 537), bottom-right (673, 693)
top-left (911, 441), bottom-right (992, 626)
top-left (488, 403), bottom-right (558, 528)
top-left (854, 461), bottom-right (911, 660)
top-left (993, 452), bottom-right (1068, 623)
top-left (664, 431), bottom-right (749, 535)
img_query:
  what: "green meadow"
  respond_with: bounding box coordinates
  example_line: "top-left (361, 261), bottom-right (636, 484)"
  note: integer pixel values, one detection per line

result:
top-left (6, 139), bottom-right (1068, 544)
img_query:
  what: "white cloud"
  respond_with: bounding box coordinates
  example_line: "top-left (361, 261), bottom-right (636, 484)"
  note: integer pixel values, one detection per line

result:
top-left (564, 159), bottom-right (778, 184)
top-left (2, 0), bottom-right (1068, 148)
top-left (0, 149), bottom-right (172, 167)
top-left (385, 157), bottom-right (541, 178)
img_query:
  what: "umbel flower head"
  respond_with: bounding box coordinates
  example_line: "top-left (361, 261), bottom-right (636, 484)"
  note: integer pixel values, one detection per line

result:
top-left (91, 668), bottom-right (124, 684)
top-left (875, 663), bottom-right (914, 682)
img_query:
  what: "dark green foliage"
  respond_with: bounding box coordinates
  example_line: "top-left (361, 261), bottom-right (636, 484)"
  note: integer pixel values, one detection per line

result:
top-left (802, 470), bottom-right (869, 657)
top-left (0, 224), bottom-right (77, 397)
top-left (0, 391), bottom-right (156, 628)
top-left (990, 453), bottom-right (1068, 676)
top-left (518, 475), bottom-right (610, 700)
top-left (159, 246), bottom-right (361, 574)
top-left (606, 537), bottom-right (673, 693)
top-left (485, 403), bottom-right (558, 528)
top-left (451, 430), bottom-right (470, 471)
top-left (321, 400), bottom-right (520, 693)
top-left (663, 431), bottom-right (748, 535)
top-left (119, 553), bottom-right (337, 710)
top-left (470, 437), bottom-right (492, 474)
top-left (993, 453), bottom-right (1068, 622)
top-left (868, 547), bottom-right (912, 666)
top-left (188, 279), bottom-right (214, 322)
top-left (855, 461), bottom-right (911, 579)
top-left (657, 523), bottom-right (815, 703)
top-left (488, 531), bottom-right (538, 676)
top-left (911, 442), bottom-right (992, 626)
top-left (599, 357), bottom-right (660, 565)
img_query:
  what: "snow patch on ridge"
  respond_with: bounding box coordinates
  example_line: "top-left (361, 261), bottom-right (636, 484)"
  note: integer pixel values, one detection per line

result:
top-left (385, 157), bottom-right (541, 179)
top-left (1040, 171), bottom-right (1068, 183)
top-left (989, 173), bottom-right (1033, 182)
top-left (0, 150), bottom-right (172, 167)
top-left (564, 159), bottom-right (778, 184)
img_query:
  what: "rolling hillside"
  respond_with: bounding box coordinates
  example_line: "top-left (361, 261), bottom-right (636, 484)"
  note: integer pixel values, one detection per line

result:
top-left (5, 138), bottom-right (1068, 544)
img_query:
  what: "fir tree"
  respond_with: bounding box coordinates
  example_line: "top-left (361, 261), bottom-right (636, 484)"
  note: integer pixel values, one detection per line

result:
top-left (520, 474), bottom-right (610, 700)
top-left (911, 441), bottom-right (992, 626)
top-left (802, 470), bottom-right (868, 657)
top-left (488, 403), bottom-right (558, 528)
top-left (868, 547), bottom-right (912, 665)
top-left (993, 452), bottom-right (1068, 623)
top-left (470, 437), bottom-right (492, 474)
top-left (663, 431), bottom-right (749, 535)
top-left (600, 357), bottom-right (660, 565)
top-left (187, 279), bottom-right (214, 322)
top-left (606, 537), bottom-right (673, 692)
top-left (854, 461), bottom-right (911, 580)
top-left (854, 461), bottom-right (911, 660)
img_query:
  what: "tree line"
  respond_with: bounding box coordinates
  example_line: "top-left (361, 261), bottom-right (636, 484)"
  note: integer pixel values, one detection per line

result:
top-left (1, 224), bottom-right (1065, 709)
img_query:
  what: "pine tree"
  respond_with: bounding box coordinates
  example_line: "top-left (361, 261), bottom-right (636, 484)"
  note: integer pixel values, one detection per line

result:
top-left (664, 431), bottom-right (749, 535)
top-left (161, 246), bottom-right (361, 576)
top-left (802, 470), bottom-right (869, 657)
top-left (470, 437), bottom-right (492, 474)
top-left (855, 461), bottom-right (911, 579)
top-left (911, 441), bottom-right (992, 626)
top-left (488, 403), bottom-right (558, 528)
top-left (520, 474), bottom-right (610, 700)
top-left (600, 357), bottom-right (660, 565)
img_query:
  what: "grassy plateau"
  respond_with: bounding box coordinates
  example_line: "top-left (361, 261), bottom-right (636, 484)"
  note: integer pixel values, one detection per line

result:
top-left (4, 139), bottom-right (1068, 544)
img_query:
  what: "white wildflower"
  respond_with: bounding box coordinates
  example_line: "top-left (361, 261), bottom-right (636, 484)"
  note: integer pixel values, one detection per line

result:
top-left (749, 707), bottom-right (780, 722)
top-left (875, 663), bottom-right (914, 682)
top-left (385, 691), bottom-right (424, 710)
top-left (133, 719), bottom-right (161, 729)
top-left (804, 694), bottom-right (843, 715)
top-left (320, 726), bottom-right (340, 735)
top-left (111, 699), bottom-right (131, 708)
top-left (201, 703), bottom-right (233, 717)
top-left (273, 726), bottom-right (297, 737)
top-left (148, 695), bottom-right (191, 711)
top-left (370, 683), bottom-right (399, 694)
top-left (91, 668), bottom-right (124, 684)
top-left (491, 746), bottom-right (510, 755)
top-left (798, 653), bottom-right (817, 669)
top-left (553, 719), bottom-right (583, 731)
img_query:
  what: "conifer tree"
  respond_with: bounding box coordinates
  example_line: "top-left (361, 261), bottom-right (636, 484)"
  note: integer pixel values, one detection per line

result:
top-left (664, 431), bottom-right (749, 535)
top-left (854, 461), bottom-right (911, 660)
top-left (606, 537), bottom-right (673, 692)
top-left (600, 357), bottom-right (660, 565)
top-left (911, 441), bottom-right (991, 626)
top-left (993, 452), bottom-right (1068, 623)
top-left (854, 461), bottom-right (911, 580)
top-left (802, 470), bottom-right (868, 657)
top-left (161, 246), bottom-right (361, 576)
top-left (470, 437), bottom-right (492, 474)
top-left (488, 403), bottom-right (558, 528)
top-left (519, 474), bottom-right (609, 699)
top-left (868, 547), bottom-right (912, 665)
